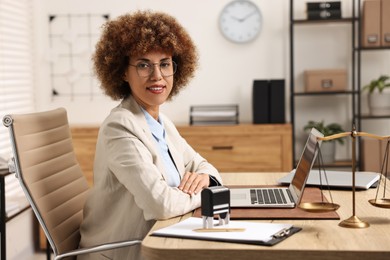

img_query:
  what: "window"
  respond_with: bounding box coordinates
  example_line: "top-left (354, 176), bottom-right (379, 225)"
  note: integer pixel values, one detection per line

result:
top-left (0, 0), bottom-right (35, 157)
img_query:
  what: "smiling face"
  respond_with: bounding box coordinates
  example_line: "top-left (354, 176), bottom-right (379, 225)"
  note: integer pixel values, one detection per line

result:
top-left (124, 51), bottom-right (174, 119)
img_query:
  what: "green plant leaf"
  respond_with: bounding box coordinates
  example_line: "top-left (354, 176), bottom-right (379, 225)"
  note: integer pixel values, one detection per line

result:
top-left (363, 75), bottom-right (390, 93)
top-left (303, 120), bottom-right (345, 145)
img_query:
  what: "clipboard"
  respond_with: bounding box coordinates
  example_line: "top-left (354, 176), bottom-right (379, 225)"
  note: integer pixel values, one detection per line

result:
top-left (151, 217), bottom-right (301, 246)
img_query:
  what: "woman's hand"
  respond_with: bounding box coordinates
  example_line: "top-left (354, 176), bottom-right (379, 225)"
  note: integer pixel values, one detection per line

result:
top-left (178, 172), bottom-right (210, 196)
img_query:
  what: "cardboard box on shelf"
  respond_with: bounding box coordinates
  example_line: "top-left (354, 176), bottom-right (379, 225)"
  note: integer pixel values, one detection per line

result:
top-left (361, 138), bottom-right (390, 174)
top-left (362, 0), bottom-right (381, 47)
top-left (304, 69), bottom-right (347, 92)
top-left (381, 0), bottom-right (390, 47)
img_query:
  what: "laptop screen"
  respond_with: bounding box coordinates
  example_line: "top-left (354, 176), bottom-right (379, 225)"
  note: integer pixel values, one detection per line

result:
top-left (289, 128), bottom-right (323, 203)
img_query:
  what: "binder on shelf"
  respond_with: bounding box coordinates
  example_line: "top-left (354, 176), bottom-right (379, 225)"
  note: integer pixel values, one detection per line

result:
top-left (190, 105), bottom-right (239, 125)
top-left (306, 1), bottom-right (341, 11)
top-left (382, 0), bottom-right (390, 46)
top-left (307, 9), bottom-right (341, 20)
top-left (362, 0), bottom-right (381, 47)
top-left (252, 80), bottom-right (269, 124)
top-left (253, 79), bottom-right (285, 124)
top-left (269, 80), bottom-right (285, 123)
top-left (306, 1), bottom-right (341, 20)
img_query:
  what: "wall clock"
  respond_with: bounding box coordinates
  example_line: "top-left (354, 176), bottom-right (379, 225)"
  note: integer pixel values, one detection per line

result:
top-left (219, 0), bottom-right (263, 43)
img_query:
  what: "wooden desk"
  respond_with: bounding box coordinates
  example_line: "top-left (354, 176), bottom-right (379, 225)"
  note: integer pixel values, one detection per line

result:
top-left (142, 172), bottom-right (390, 260)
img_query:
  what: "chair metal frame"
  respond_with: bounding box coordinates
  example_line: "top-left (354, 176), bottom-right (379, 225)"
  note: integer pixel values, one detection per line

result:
top-left (3, 108), bottom-right (141, 260)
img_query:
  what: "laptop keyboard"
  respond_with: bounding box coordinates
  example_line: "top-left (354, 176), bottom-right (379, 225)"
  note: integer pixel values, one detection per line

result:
top-left (250, 188), bottom-right (293, 205)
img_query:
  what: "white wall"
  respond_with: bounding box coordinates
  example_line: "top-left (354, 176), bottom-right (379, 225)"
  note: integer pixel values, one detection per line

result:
top-left (33, 0), bottom-right (289, 125)
top-left (31, 0), bottom-right (390, 159)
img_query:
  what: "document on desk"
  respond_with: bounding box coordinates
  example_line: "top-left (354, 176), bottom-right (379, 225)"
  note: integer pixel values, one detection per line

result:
top-left (152, 217), bottom-right (301, 246)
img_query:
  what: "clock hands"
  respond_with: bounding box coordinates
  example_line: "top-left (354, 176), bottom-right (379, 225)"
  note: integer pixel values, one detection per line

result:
top-left (230, 15), bottom-right (241, 22)
top-left (230, 10), bottom-right (258, 23)
top-left (241, 10), bottom-right (257, 21)
top-left (219, 1), bottom-right (262, 43)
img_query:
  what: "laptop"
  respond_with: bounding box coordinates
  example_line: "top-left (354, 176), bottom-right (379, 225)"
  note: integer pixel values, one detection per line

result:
top-left (277, 170), bottom-right (379, 190)
top-left (229, 128), bottom-right (323, 208)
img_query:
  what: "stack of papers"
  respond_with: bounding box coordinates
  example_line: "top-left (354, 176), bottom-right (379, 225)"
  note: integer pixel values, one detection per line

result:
top-left (190, 105), bottom-right (239, 125)
top-left (152, 217), bottom-right (300, 246)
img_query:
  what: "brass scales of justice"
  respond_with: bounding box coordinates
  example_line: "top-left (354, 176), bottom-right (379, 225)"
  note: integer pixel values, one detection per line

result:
top-left (297, 127), bottom-right (390, 229)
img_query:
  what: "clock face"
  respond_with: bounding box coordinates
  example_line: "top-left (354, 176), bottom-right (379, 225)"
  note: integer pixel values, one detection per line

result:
top-left (219, 0), bottom-right (262, 43)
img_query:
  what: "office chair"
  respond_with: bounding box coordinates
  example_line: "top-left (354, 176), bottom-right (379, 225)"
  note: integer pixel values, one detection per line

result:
top-left (2, 108), bottom-right (141, 260)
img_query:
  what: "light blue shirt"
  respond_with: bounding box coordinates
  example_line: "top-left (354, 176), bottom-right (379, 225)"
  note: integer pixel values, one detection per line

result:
top-left (141, 108), bottom-right (181, 187)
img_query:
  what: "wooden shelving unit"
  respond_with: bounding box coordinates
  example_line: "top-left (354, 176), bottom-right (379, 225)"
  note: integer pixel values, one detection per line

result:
top-left (289, 0), bottom-right (359, 166)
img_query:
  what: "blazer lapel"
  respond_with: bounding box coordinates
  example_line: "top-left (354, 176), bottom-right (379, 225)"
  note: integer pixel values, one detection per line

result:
top-left (165, 135), bottom-right (185, 179)
top-left (120, 96), bottom-right (170, 182)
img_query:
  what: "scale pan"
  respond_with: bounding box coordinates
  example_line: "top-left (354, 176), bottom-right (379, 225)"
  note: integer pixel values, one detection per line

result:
top-left (299, 202), bottom-right (340, 212)
top-left (368, 199), bottom-right (390, 208)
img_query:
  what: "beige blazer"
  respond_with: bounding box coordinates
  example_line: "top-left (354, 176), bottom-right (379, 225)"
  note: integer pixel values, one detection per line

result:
top-left (78, 96), bottom-right (222, 260)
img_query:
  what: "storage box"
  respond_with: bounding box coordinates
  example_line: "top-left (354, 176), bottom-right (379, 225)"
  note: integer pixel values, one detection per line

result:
top-left (381, 0), bottom-right (390, 46)
top-left (304, 69), bottom-right (347, 92)
top-left (362, 0), bottom-right (381, 47)
top-left (306, 1), bottom-right (341, 11)
top-left (307, 9), bottom-right (341, 20)
top-left (306, 1), bottom-right (342, 20)
top-left (361, 138), bottom-right (390, 174)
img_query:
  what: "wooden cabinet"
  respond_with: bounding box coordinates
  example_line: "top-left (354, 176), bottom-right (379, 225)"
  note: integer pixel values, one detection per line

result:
top-left (68, 124), bottom-right (293, 181)
top-left (176, 124), bottom-right (292, 172)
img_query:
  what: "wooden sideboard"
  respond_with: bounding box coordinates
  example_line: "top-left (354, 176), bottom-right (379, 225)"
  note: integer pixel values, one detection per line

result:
top-left (69, 124), bottom-right (293, 186)
top-left (70, 127), bottom-right (99, 187)
top-left (176, 124), bottom-right (292, 172)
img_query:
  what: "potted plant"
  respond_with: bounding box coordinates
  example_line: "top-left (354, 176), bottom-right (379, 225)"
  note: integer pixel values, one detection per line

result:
top-left (303, 120), bottom-right (345, 164)
top-left (362, 75), bottom-right (390, 116)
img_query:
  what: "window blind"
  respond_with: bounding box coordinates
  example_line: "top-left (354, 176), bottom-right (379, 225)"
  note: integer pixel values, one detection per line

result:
top-left (0, 0), bottom-right (35, 158)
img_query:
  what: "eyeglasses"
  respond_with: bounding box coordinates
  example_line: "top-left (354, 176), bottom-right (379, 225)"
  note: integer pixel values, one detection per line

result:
top-left (129, 60), bottom-right (177, 78)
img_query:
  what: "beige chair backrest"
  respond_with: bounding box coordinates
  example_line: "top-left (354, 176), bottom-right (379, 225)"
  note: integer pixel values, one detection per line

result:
top-left (3, 108), bottom-right (89, 256)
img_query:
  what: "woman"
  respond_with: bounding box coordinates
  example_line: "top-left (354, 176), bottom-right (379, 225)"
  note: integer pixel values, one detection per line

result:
top-left (78, 10), bottom-right (222, 260)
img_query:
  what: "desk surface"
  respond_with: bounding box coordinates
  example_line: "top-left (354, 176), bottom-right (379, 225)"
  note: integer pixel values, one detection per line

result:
top-left (142, 172), bottom-right (390, 260)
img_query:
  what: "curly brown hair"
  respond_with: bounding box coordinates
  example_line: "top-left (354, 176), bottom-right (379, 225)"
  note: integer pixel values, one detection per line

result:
top-left (93, 10), bottom-right (198, 101)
